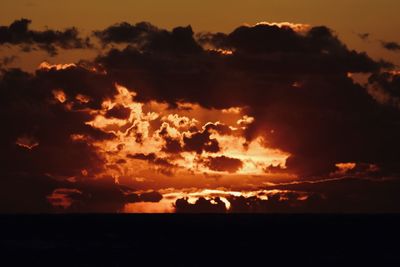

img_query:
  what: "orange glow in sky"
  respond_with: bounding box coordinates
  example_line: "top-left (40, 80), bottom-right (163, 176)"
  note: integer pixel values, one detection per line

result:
top-left (73, 83), bottom-right (292, 189)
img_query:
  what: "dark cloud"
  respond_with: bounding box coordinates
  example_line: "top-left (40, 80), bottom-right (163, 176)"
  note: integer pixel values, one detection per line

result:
top-left (94, 22), bottom-right (159, 44)
top-left (174, 197), bottom-right (227, 213)
top-left (0, 173), bottom-right (138, 213)
top-left (227, 193), bottom-right (323, 213)
top-left (381, 41), bottom-right (400, 52)
top-left (199, 25), bottom-right (380, 72)
top-left (162, 137), bottom-right (183, 154)
top-left (0, 65), bottom-right (118, 180)
top-left (0, 173), bottom-right (59, 213)
top-left (105, 104), bottom-right (131, 119)
top-left (94, 22), bottom-right (202, 54)
top-left (357, 32), bottom-right (370, 41)
top-left (183, 130), bottom-right (220, 154)
top-left (0, 55), bottom-right (17, 68)
top-left (0, 19), bottom-right (92, 55)
top-left (179, 123), bottom-right (228, 155)
top-left (125, 191), bottom-right (163, 203)
top-left (63, 178), bottom-right (129, 213)
top-left (367, 70), bottom-right (400, 111)
top-left (35, 63), bottom-right (116, 109)
top-left (139, 191), bottom-right (163, 202)
top-left (127, 153), bottom-right (176, 176)
top-left (125, 193), bottom-right (141, 203)
top-left (172, 178), bottom-right (400, 213)
top-left (0, 172), bottom-right (164, 213)
top-left (97, 23), bottom-right (383, 107)
top-left (47, 179), bottom-right (161, 212)
top-left (157, 124), bottom-right (183, 154)
top-left (204, 156), bottom-right (243, 173)
top-left (204, 122), bottom-right (232, 135)
top-left (266, 177), bottom-right (400, 213)
top-left (264, 164), bottom-right (287, 174)
top-left (127, 153), bottom-right (175, 168)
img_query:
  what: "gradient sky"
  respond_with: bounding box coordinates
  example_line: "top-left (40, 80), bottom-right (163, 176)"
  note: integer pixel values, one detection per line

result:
top-left (1, 1), bottom-right (400, 213)
top-left (1, 0), bottom-right (399, 33)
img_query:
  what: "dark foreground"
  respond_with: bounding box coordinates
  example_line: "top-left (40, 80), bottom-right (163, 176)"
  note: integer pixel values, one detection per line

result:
top-left (1, 214), bottom-right (399, 266)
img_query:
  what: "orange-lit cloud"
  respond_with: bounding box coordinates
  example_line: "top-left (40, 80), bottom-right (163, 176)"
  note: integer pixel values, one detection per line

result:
top-left (16, 135), bottom-right (39, 150)
top-left (39, 61), bottom-right (77, 71)
top-left (254, 22), bottom-right (310, 32)
top-left (208, 48), bottom-right (234, 55)
top-left (79, 84), bottom-right (291, 187)
top-left (47, 188), bottom-right (82, 209)
top-left (52, 89), bottom-right (67, 103)
top-left (335, 162), bottom-right (357, 174)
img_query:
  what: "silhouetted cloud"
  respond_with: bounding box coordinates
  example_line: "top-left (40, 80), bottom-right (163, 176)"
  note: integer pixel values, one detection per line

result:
top-left (125, 191), bottom-right (163, 203)
top-left (105, 104), bottom-right (131, 119)
top-left (0, 171), bottom-right (165, 213)
top-left (139, 191), bottom-right (163, 202)
top-left (204, 156), bottom-right (243, 173)
top-left (161, 136), bottom-right (183, 154)
top-left (381, 41), bottom-right (400, 52)
top-left (357, 32), bottom-right (370, 41)
top-left (174, 197), bottom-right (227, 213)
top-left (226, 193), bottom-right (321, 213)
top-left (127, 153), bottom-right (176, 176)
top-left (203, 122), bottom-right (233, 136)
top-left (266, 177), bottom-right (400, 213)
top-left (0, 174), bottom-right (136, 213)
top-left (0, 173), bottom-right (59, 213)
top-left (94, 22), bottom-right (159, 44)
top-left (0, 55), bottom-right (17, 68)
top-left (94, 22), bottom-right (202, 54)
top-left (366, 71), bottom-right (400, 126)
top-left (171, 177), bottom-right (400, 213)
top-left (0, 66), bottom-right (116, 180)
top-left (127, 153), bottom-right (175, 168)
top-left (183, 129), bottom-right (220, 154)
top-left (0, 19), bottom-right (92, 55)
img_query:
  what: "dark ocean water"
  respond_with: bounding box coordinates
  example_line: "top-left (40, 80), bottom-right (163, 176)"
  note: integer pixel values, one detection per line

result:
top-left (0, 214), bottom-right (399, 266)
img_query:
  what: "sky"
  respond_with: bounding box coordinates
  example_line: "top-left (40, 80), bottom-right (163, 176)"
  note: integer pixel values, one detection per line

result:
top-left (1, 1), bottom-right (400, 213)
top-left (1, 0), bottom-right (400, 70)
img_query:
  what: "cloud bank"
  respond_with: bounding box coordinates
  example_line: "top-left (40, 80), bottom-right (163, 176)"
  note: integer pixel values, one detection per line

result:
top-left (1, 19), bottom-right (400, 213)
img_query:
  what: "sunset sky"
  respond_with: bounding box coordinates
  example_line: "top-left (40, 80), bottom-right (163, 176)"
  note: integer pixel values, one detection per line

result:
top-left (1, 0), bottom-right (400, 213)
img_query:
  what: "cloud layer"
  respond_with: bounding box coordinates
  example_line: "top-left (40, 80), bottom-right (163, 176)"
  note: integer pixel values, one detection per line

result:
top-left (1, 19), bottom-right (400, 213)
top-left (0, 19), bottom-right (91, 55)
